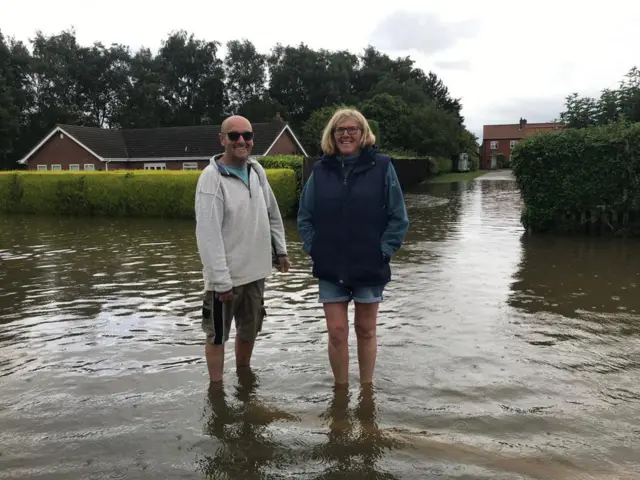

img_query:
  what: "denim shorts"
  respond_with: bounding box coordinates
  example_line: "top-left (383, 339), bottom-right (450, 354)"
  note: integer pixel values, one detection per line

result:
top-left (318, 279), bottom-right (385, 304)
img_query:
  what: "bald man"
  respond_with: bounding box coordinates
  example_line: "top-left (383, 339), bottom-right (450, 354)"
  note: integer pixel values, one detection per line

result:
top-left (195, 115), bottom-right (290, 382)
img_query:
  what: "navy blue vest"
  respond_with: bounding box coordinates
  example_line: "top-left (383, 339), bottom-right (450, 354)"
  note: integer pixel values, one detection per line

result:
top-left (310, 146), bottom-right (391, 287)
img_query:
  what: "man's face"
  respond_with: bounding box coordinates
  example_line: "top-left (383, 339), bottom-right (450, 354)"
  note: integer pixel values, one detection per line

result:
top-left (220, 118), bottom-right (254, 161)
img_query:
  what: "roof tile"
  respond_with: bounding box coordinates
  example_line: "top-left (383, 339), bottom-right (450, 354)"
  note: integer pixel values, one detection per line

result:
top-left (57, 121), bottom-right (289, 159)
top-left (483, 122), bottom-right (565, 140)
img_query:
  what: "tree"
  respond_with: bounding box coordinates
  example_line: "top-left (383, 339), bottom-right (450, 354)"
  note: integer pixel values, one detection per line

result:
top-left (157, 30), bottom-right (226, 125)
top-left (409, 102), bottom-right (461, 156)
top-left (0, 33), bottom-right (20, 170)
top-left (77, 42), bottom-right (131, 127)
top-left (360, 93), bottom-right (413, 149)
top-left (0, 28), bottom-right (472, 169)
top-left (113, 47), bottom-right (169, 128)
top-left (224, 39), bottom-right (267, 114)
top-left (559, 66), bottom-right (640, 128)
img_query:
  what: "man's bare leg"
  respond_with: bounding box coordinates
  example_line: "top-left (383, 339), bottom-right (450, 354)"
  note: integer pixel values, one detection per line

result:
top-left (235, 338), bottom-right (254, 368)
top-left (205, 344), bottom-right (225, 382)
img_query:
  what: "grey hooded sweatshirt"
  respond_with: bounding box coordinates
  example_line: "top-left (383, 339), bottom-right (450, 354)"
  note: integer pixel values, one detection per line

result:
top-left (195, 154), bottom-right (287, 293)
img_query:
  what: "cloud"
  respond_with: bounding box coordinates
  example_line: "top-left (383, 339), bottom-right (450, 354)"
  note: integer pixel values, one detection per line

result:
top-left (434, 59), bottom-right (471, 71)
top-left (483, 96), bottom-right (567, 125)
top-left (369, 10), bottom-right (480, 56)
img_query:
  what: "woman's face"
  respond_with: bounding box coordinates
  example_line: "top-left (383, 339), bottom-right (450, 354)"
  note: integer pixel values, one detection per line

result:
top-left (334, 119), bottom-right (362, 156)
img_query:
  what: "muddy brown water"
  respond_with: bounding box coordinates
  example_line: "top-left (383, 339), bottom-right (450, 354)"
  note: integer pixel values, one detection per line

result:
top-left (0, 174), bottom-right (638, 479)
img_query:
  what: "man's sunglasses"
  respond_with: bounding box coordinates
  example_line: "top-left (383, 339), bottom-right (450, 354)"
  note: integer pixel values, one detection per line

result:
top-left (226, 131), bottom-right (254, 141)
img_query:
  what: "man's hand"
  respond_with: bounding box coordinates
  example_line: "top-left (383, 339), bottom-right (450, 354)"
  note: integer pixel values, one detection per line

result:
top-left (277, 255), bottom-right (290, 273)
top-left (216, 290), bottom-right (234, 302)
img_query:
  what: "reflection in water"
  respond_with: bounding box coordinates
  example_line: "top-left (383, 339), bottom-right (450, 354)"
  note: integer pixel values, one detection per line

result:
top-left (197, 368), bottom-right (296, 478)
top-left (197, 373), bottom-right (402, 479)
top-left (306, 385), bottom-right (402, 479)
top-left (1, 174), bottom-right (639, 479)
top-left (510, 234), bottom-right (640, 318)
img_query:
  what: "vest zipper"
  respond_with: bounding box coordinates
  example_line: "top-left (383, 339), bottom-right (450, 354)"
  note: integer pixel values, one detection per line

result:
top-left (342, 159), bottom-right (347, 185)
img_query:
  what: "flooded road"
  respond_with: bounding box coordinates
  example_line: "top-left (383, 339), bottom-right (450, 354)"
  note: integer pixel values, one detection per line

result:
top-left (0, 174), bottom-right (638, 479)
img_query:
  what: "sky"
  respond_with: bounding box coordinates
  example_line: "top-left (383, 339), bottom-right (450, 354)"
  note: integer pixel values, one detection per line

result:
top-left (1, 0), bottom-right (639, 140)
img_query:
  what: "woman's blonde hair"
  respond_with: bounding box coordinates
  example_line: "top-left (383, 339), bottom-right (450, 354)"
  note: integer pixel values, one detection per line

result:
top-left (320, 108), bottom-right (376, 155)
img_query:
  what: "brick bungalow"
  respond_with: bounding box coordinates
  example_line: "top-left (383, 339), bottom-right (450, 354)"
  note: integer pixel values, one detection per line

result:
top-left (481, 118), bottom-right (565, 169)
top-left (17, 118), bottom-right (309, 171)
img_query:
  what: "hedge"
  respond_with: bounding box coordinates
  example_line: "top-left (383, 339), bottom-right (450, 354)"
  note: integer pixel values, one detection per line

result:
top-left (255, 155), bottom-right (303, 196)
top-left (0, 168), bottom-right (298, 219)
top-left (512, 121), bottom-right (640, 235)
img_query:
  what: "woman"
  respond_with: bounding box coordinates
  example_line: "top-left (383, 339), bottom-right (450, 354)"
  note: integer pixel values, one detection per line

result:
top-left (297, 108), bottom-right (409, 386)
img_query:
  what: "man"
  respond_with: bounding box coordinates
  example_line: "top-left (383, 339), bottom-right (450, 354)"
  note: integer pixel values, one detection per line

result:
top-left (195, 115), bottom-right (290, 383)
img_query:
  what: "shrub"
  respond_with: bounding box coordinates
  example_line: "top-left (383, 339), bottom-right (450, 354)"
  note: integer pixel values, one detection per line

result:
top-left (382, 148), bottom-right (419, 159)
top-left (423, 156), bottom-right (453, 176)
top-left (427, 158), bottom-right (439, 176)
top-left (435, 156), bottom-right (453, 174)
top-left (0, 169), bottom-right (298, 219)
top-left (469, 156), bottom-right (480, 172)
top-left (255, 155), bottom-right (303, 197)
top-left (512, 120), bottom-right (640, 234)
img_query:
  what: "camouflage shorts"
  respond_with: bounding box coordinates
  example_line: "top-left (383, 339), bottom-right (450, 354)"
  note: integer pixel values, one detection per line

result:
top-left (201, 279), bottom-right (266, 345)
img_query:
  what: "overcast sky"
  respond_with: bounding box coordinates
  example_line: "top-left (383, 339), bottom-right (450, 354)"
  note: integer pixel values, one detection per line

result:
top-left (1, 0), bottom-right (638, 140)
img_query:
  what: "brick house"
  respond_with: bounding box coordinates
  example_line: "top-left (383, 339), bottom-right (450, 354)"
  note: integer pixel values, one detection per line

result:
top-left (481, 118), bottom-right (565, 169)
top-left (17, 118), bottom-right (308, 171)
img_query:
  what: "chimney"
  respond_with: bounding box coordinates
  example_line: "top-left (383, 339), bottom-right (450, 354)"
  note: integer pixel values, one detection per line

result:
top-left (275, 111), bottom-right (281, 121)
top-left (519, 117), bottom-right (527, 130)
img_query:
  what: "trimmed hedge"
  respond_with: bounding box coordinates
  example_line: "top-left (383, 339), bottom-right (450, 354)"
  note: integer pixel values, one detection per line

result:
top-left (255, 155), bottom-right (303, 196)
top-left (512, 121), bottom-right (640, 235)
top-left (0, 168), bottom-right (298, 219)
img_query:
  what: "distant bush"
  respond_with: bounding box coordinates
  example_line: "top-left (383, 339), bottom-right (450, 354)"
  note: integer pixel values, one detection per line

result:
top-left (469, 156), bottom-right (480, 172)
top-left (0, 169), bottom-right (298, 219)
top-left (381, 148), bottom-right (419, 159)
top-left (512, 120), bottom-right (640, 235)
top-left (423, 156), bottom-right (453, 176)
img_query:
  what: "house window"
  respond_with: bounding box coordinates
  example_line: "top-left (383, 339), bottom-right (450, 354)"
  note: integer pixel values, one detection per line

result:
top-left (510, 140), bottom-right (518, 149)
top-left (37, 165), bottom-right (47, 171)
top-left (490, 141), bottom-right (498, 149)
top-left (183, 162), bottom-right (198, 170)
top-left (144, 163), bottom-right (166, 171)
top-left (84, 164), bottom-right (95, 171)
top-left (69, 164), bottom-right (80, 171)
top-left (51, 164), bottom-right (62, 171)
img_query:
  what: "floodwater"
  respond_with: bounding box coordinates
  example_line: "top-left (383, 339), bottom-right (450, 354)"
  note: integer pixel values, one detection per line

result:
top-left (0, 172), bottom-right (638, 479)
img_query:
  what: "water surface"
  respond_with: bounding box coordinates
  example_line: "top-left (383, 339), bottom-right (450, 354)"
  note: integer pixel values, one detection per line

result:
top-left (0, 174), bottom-right (638, 479)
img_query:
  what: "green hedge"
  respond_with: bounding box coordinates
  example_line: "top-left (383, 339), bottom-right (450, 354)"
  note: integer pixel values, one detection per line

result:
top-left (512, 121), bottom-right (640, 235)
top-left (255, 155), bottom-right (303, 196)
top-left (0, 169), bottom-right (298, 219)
